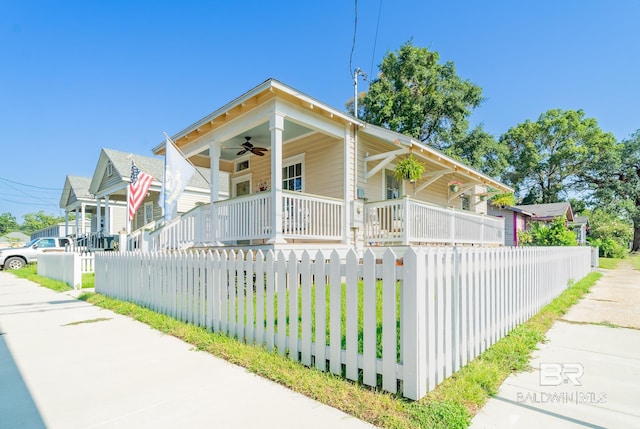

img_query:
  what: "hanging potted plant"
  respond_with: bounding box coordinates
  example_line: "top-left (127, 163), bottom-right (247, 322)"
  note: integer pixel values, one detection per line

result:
top-left (448, 180), bottom-right (463, 193)
top-left (394, 154), bottom-right (425, 183)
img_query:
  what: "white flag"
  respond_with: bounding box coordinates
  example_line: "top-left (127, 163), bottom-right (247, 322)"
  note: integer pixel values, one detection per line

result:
top-left (161, 136), bottom-right (196, 221)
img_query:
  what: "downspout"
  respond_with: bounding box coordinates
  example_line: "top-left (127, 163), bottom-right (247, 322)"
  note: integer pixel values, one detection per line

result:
top-left (513, 212), bottom-right (518, 246)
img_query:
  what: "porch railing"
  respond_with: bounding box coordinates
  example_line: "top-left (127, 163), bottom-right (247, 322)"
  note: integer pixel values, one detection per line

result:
top-left (364, 198), bottom-right (504, 246)
top-left (149, 203), bottom-right (210, 250)
top-left (282, 191), bottom-right (342, 240)
top-left (150, 191), bottom-right (343, 249)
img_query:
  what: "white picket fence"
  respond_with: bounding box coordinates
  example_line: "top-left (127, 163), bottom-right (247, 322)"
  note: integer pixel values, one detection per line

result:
top-left (94, 246), bottom-right (592, 400)
top-left (38, 253), bottom-right (83, 289)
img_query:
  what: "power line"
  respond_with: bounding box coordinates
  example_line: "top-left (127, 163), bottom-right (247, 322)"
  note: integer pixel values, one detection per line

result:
top-left (349, 0), bottom-right (358, 78)
top-left (369, 0), bottom-right (384, 79)
top-left (0, 177), bottom-right (65, 191)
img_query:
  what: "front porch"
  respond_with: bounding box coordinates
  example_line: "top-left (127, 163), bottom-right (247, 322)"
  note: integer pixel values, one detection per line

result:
top-left (148, 192), bottom-right (504, 250)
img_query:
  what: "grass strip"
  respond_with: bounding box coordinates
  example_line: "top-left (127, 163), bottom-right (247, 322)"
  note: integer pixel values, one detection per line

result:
top-left (10, 265), bottom-right (72, 292)
top-left (598, 257), bottom-right (622, 270)
top-left (630, 254), bottom-right (640, 270)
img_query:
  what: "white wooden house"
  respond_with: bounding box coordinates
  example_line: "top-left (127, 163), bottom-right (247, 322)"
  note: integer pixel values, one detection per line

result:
top-left (149, 79), bottom-right (513, 251)
top-left (88, 148), bottom-right (226, 241)
top-left (59, 175), bottom-right (124, 241)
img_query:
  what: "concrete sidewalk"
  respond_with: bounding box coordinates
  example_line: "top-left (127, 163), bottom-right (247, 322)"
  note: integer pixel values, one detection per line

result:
top-left (470, 260), bottom-right (640, 429)
top-left (0, 272), bottom-right (375, 429)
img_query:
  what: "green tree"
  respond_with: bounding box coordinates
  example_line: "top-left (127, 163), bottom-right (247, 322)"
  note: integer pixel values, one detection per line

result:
top-left (584, 130), bottom-right (640, 251)
top-left (356, 41), bottom-right (507, 175)
top-left (21, 211), bottom-right (64, 233)
top-left (0, 212), bottom-right (19, 235)
top-left (500, 109), bottom-right (616, 203)
top-left (582, 208), bottom-right (632, 257)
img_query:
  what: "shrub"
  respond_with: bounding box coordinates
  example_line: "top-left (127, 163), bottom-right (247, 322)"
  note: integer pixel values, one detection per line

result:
top-left (588, 237), bottom-right (628, 258)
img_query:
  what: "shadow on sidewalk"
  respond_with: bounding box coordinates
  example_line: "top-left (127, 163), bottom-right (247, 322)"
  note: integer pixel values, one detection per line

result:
top-left (0, 327), bottom-right (46, 429)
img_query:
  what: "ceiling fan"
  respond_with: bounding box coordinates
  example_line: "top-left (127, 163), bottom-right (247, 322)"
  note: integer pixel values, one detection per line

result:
top-left (237, 136), bottom-right (268, 156)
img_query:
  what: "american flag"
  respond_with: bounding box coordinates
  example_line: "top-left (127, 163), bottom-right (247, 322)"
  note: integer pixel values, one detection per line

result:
top-left (128, 161), bottom-right (154, 221)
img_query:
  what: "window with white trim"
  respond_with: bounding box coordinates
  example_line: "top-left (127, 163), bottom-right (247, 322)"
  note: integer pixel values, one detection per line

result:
top-left (144, 202), bottom-right (154, 224)
top-left (106, 161), bottom-right (113, 177)
top-left (282, 154), bottom-right (304, 192)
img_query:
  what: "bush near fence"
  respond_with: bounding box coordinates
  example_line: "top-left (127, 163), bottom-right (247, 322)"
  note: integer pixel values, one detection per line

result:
top-left (95, 246), bottom-right (591, 400)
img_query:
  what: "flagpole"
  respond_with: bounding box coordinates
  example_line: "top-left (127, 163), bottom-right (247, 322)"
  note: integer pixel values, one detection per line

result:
top-left (126, 166), bottom-right (132, 234)
top-left (163, 132), bottom-right (211, 185)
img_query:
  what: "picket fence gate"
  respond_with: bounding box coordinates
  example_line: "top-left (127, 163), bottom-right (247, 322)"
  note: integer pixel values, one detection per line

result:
top-left (95, 246), bottom-right (591, 400)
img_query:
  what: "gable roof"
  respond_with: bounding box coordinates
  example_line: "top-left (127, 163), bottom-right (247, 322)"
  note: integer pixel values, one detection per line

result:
top-left (6, 231), bottom-right (30, 241)
top-left (514, 202), bottom-right (574, 222)
top-left (89, 148), bottom-right (210, 194)
top-left (59, 175), bottom-right (93, 208)
top-left (153, 78), bottom-right (512, 193)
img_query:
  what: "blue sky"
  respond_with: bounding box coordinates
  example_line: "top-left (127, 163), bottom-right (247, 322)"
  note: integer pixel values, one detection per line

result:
top-left (1, 1), bottom-right (639, 221)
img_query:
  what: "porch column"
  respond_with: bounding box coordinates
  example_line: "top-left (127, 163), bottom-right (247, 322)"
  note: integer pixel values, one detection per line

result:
top-left (81, 203), bottom-right (86, 235)
top-left (268, 113), bottom-right (286, 244)
top-left (104, 196), bottom-right (111, 234)
top-left (209, 141), bottom-right (221, 244)
top-left (75, 208), bottom-right (79, 237)
top-left (96, 197), bottom-right (102, 233)
top-left (343, 124), bottom-right (354, 245)
top-left (64, 211), bottom-right (69, 236)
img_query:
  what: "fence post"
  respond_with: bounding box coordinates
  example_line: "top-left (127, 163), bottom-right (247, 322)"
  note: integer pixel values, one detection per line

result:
top-left (402, 198), bottom-right (410, 245)
top-left (402, 247), bottom-right (427, 400)
top-left (73, 252), bottom-right (82, 289)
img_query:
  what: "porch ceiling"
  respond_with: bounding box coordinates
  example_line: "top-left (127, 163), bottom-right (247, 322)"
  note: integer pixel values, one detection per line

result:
top-left (194, 119), bottom-right (314, 161)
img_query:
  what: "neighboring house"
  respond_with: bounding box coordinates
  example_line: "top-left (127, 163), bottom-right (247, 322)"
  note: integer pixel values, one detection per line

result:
top-left (31, 221), bottom-right (90, 240)
top-left (514, 202), bottom-right (574, 224)
top-left (59, 175), bottom-right (122, 238)
top-left (487, 204), bottom-right (534, 246)
top-left (88, 148), bottom-right (226, 234)
top-left (569, 215), bottom-right (589, 245)
top-left (149, 78), bottom-right (513, 250)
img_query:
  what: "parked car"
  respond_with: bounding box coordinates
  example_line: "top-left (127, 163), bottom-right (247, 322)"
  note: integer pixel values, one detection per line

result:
top-left (0, 237), bottom-right (71, 270)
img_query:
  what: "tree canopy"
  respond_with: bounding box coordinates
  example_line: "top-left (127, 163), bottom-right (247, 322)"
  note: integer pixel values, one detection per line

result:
top-left (356, 41), bottom-right (506, 176)
top-left (500, 109), bottom-right (616, 203)
top-left (0, 212), bottom-right (19, 235)
top-left (582, 130), bottom-right (640, 251)
top-left (21, 211), bottom-right (65, 234)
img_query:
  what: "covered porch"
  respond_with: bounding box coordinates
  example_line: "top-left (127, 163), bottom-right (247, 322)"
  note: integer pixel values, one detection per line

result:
top-left (149, 191), bottom-right (504, 250)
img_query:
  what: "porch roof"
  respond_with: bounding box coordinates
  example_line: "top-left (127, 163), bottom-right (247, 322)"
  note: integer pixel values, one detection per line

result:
top-left (360, 123), bottom-right (513, 193)
top-left (152, 78), bottom-right (362, 155)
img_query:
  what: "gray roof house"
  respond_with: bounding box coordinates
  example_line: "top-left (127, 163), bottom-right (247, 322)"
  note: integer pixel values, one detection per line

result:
top-left (513, 202), bottom-right (574, 223)
top-left (88, 148), bottom-right (227, 233)
top-left (59, 175), bottom-right (100, 237)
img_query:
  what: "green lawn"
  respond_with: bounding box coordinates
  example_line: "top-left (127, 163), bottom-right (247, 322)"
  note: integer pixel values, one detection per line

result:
top-left (9, 264), bottom-right (94, 290)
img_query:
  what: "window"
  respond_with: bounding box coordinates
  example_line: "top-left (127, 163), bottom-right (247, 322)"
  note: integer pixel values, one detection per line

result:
top-left (37, 238), bottom-right (55, 248)
top-left (144, 202), bottom-right (154, 224)
top-left (461, 195), bottom-right (470, 211)
top-left (235, 158), bottom-right (250, 172)
top-left (106, 161), bottom-right (113, 177)
top-left (282, 155), bottom-right (304, 192)
top-left (231, 173), bottom-right (252, 197)
top-left (385, 169), bottom-right (401, 200)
